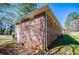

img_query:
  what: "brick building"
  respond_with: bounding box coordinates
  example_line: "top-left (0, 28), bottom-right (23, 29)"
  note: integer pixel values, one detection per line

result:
top-left (15, 5), bottom-right (63, 54)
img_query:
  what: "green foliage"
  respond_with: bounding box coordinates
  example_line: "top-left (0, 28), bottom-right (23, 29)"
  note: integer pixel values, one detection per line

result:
top-left (20, 3), bottom-right (37, 13)
top-left (0, 3), bottom-right (10, 8)
top-left (65, 12), bottom-right (79, 29)
top-left (0, 3), bottom-right (37, 35)
top-left (65, 19), bottom-right (70, 28)
top-left (68, 12), bottom-right (79, 19)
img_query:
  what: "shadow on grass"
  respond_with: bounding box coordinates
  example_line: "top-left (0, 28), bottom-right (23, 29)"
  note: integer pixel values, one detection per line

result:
top-left (48, 34), bottom-right (79, 50)
top-left (47, 34), bottom-right (79, 55)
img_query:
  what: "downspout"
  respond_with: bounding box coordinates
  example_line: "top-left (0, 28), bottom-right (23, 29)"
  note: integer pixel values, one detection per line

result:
top-left (45, 12), bottom-right (48, 51)
top-left (43, 12), bottom-right (48, 53)
top-left (43, 14), bottom-right (46, 52)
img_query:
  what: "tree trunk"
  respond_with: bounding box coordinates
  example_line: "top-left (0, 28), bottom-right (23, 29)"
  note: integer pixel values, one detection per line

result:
top-left (2, 29), bottom-right (5, 35)
top-left (9, 25), bottom-right (13, 35)
top-left (10, 29), bottom-right (12, 35)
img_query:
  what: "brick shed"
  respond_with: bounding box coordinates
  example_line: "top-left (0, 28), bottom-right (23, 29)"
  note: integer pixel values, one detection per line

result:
top-left (15, 5), bottom-right (63, 54)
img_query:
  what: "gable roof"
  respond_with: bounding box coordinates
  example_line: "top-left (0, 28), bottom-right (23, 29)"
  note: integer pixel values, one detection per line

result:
top-left (16, 5), bottom-right (63, 29)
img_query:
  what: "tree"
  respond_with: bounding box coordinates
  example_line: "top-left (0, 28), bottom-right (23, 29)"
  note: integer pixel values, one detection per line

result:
top-left (20, 3), bottom-right (37, 14)
top-left (0, 3), bottom-right (37, 35)
top-left (65, 12), bottom-right (79, 32)
top-left (0, 3), bottom-right (10, 8)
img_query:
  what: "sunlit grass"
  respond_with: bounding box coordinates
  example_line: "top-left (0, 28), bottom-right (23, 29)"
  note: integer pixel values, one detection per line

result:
top-left (69, 32), bottom-right (79, 42)
top-left (0, 35), bottom-right (14, 46)
top-left (48, 32), bottom-right (79, 55)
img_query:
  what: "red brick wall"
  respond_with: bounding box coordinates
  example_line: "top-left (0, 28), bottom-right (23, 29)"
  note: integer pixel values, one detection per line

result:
top-left (15, 13), bottom-right (62, 54)
top-left (47, 15), bottom-right (62, 46)
top-left (16, 16), bottom-right (46, 54)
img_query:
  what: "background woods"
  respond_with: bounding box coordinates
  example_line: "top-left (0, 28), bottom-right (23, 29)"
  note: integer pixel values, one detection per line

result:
top-left (0, 3), bottom-right (37, 35)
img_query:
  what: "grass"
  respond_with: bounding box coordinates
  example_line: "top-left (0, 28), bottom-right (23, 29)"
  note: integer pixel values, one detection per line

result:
top-left (69, 32), bottom-right (79, 42)
top-left (48, 32), bottom-right (79, 55)
top-left (0, 33), bottom-right (79, 55)
top-left (0, 35), bottom-right (14, 46)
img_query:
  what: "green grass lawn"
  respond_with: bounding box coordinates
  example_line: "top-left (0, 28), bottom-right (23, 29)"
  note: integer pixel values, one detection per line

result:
top-left (0, 33), bottom-right (79, 55)
top-left (69, 32), bottom-right (79, 42)
top-left (48, 32), bottom-right (79, 55)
